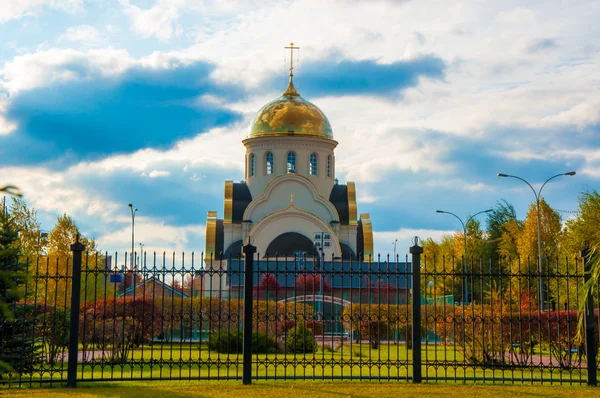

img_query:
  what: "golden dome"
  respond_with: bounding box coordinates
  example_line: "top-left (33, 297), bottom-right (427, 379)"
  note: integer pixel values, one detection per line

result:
top-left (248, 80), bottom-right (333, 139)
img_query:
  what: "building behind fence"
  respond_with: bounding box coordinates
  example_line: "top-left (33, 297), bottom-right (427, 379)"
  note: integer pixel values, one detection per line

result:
top-left (0, 241), bottom-right (598, 387)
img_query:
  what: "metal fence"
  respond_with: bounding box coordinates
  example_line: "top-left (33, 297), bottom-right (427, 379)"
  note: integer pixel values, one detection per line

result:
top-left (0, 241), bottom-right (597, 387)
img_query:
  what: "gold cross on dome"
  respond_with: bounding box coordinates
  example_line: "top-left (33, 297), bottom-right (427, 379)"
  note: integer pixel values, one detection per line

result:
top-left (284, 42), bottom-right (299, 78)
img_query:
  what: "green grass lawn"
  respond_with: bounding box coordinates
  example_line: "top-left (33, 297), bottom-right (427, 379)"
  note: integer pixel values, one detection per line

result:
top-left (0, 380), bottom-right (598, 398)
top-left (4, 343), bottom-right (589, 386)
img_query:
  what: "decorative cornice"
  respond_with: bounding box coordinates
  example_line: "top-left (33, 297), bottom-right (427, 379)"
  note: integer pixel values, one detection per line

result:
top-left (243, 173), bottom-right (340, 222)
top-left (243, 135), bottom-right (338, 148)
top-left (245, 204), bottom-right (342, 256)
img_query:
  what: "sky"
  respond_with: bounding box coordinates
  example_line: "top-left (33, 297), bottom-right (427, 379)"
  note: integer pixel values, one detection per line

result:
top-left (0, 0), bottom-right (599, 258)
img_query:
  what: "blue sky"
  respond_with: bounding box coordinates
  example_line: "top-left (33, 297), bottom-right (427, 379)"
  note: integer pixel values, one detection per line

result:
top-left (1, 0), bottom-right (599, 256)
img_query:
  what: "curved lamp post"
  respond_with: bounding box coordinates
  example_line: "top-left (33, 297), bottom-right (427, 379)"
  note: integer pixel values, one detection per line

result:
top-left (497, 171), bottom-right (576, 310)
top-left (0, 185), bottom-right (22, 197)
top-left (436, 208), bottom-right (493, 304)
top-left (128, 203), bottom-right (138, 271)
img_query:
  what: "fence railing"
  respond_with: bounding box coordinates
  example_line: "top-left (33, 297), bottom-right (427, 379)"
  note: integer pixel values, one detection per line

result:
top-left (0, 242), bottom-right (597, 387)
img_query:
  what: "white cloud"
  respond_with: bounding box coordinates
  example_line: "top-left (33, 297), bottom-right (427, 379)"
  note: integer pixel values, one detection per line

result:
top-left (0, 97), bottom-right (17, 135)
top-left (0, 48), bottom-right (135, 94)
top-left (374, 228), bottom-right (450, 256)
top-left (2, 0), bottom-right (600, 255)
top-left (59, 25), bottom-right (104, 44)
top-left (121, 0), bottom-right (182, 41)
top-left (147, 170), bottom-right (171, 178)
top-left (0, 0), bottom-right (83, 23)
top-left (97, 222), bottom-right (206, 255)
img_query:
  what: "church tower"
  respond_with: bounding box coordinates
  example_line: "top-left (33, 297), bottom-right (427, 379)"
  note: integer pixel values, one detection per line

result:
top-left (204, 43), bottom-right (374, 265)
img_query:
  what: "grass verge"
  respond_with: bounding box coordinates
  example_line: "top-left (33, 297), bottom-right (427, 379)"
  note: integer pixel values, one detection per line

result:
top-left (0, 380), bottom-right (598, 398)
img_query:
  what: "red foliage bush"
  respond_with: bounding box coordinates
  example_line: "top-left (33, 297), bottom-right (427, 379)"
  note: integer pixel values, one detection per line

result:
top-left (79, 296), bottom-right (161, 363)
top-left (295, 274), bottom-right (331, 293)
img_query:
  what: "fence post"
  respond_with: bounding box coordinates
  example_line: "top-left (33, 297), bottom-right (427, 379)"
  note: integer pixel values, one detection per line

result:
top-left (410, 239), bottom-right (423, 384)
top-left (67, 236), bottom-right (85, 388)
top-left (581, 247), bottom-right (597, 386)
top-left (242, 243), bottom-right (256, 385)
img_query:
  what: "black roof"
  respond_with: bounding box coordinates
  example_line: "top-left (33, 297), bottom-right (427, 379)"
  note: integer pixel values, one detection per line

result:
top-left (223, 240), bottom-right (243, 259)
top-left (232, 183), bottom-right (252, 223)
top-left (227, 259), bottom-right (411, 289)
top-left (340, 242), bottom-right (355, 258)
top-left (328, 184), bottom-right (349, 225)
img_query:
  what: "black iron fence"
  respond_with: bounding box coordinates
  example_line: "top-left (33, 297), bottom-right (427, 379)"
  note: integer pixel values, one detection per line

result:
top-left (0, 242), bottom-right (597, 387)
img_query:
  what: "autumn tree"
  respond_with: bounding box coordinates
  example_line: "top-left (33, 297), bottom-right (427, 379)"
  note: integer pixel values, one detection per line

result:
top-left (183, 273), bottom-right (204, 297)
top-left (255, 273), bottom-right (282, 300)
top-left (42, 213), bottom-right (112, 307)
top-left (560, 191), bottom-right (600, 308)
top-left (485, 199), bottom-right (518, 271)
top-left (422, 234), bottom-right (462, 297)
top-left (169, 278), bottom-right (183, 292)
top-left (6, 198), bottom-right (46, 258)
top-left (563, 190), bottom-right (600, 255)
top-left (517, 199), bottom-right (562, 273)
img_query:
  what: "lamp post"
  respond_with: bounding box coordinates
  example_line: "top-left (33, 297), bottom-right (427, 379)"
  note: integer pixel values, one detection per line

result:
top-left (497, 171), bottom-right (576, 310)
top-left (428, 281), bottom-right (434, 303)
top-left (313, 232), bottom-right (330, 324)
top-left (436, 208), bottom-right (493, 304)
top-left (392, 239), bottom-right (398, 262)
top-left (139, 243), bottom-right (144, 269)
top-left (128, 203), bottom-right (138, 271)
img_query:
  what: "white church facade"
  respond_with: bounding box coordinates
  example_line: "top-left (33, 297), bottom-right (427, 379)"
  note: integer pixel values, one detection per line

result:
top-left (204, 47), bottom-right (374, 283)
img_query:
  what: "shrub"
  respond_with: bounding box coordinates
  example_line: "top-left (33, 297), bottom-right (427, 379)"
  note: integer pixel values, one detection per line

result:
top-left (79, 296), bottom-right (161, 363)
top-left (208, 329), bottom-right (276, 354)
top-left (36, 304), bottom-right (69, 365)
top-left (0, 304), bottom-right (43, 377)
top-left (252, 330), bottom-right (277, 353)
top-left (208, 329), bottom-right (242, 354)
top-left (286, 322), bottom-right (317, 353)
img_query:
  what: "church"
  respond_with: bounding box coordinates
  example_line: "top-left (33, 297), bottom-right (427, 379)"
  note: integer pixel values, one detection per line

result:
top-left (204, 44), bottom-right (374, 265)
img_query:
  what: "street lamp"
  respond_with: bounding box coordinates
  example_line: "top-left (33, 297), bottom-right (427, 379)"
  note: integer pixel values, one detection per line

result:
top-left (128, 203), bottom-right (138, 271)
top-left (436, 208), bottom-right (493, 304)
top-left (497, 171), bottom-right (576, 310)
top-left (0, 185), bottom-right (22, 197)
top-left (392, 239), bottom-right (398, 262)
top-left (428, 281), bottom-right (434, 303)
top-left (313, 232), bottom-right (330, 323)
top-left (139, 243), bottom-right (144, 269)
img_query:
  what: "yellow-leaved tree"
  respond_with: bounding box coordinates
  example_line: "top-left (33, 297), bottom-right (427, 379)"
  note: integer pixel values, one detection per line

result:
top-left (39, 214), bottom-right (113, 308)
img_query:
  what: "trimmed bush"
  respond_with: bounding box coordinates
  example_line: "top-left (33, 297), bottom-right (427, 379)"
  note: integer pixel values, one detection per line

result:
top-left (286, 322), bottom-right (317, 353)
top-left (208, 329), bottom-right (276, 354)
top-left (208, 329), bottom-right (242, 354)
top-left (252, 330), bottom-right (277, 353)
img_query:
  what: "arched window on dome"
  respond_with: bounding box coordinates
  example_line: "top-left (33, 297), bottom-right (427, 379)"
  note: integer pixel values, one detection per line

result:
top-left (327, 155), bottom-right (331, 177)
top-left (266, 152), bottom-right (274, 175)
top-left (287, 152), bottom-right (296, 173)
top-left (309, 153), bottom-right (318, 176)
top-left (250, 153), bottom-right (255, 177)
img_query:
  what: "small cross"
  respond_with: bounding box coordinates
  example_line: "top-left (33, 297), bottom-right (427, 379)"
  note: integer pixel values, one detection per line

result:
top-left (284, 42), bottom-right (299, 78)
top-left (290, 194), bottom-right (294, 204)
